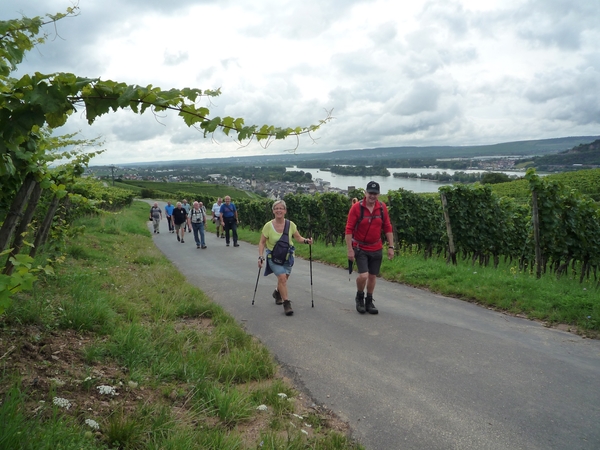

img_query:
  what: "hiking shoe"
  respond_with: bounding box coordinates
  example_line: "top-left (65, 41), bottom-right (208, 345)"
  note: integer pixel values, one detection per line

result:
top-left (355, 292), bottom-right (366, 314)
top-left (226, 243), bottom-right (230, 247)
top-left (283, 300), bottom-right (293, 316)
top-left (272, 290), bottom-right (283, 305)
top-left (221, 235), bottom-right (225, 239)
top-left (365, 297), bottom-right (379, 315)
top-left (197, 245), bottom-right (200, 249)
top-left (181, 240), bottom-right (185, 243)
top-left (201, 245), bottom-right (207, 249)
top-left (216, 231), bottom-right (219, 237)
top-left (233, 243), bottom-right (239, 247)
top-left (177, 235), bottom-right (180, 242)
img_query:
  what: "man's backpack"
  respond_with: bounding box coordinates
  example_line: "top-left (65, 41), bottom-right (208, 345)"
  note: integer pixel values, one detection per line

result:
top-left (354, 200), bottom-right (386, 231)
top-left (270, 220), bottom-right (291, 265)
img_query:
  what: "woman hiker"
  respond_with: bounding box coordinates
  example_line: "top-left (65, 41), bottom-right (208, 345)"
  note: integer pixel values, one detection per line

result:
top-left (258, 200), bottom-right (313, 316)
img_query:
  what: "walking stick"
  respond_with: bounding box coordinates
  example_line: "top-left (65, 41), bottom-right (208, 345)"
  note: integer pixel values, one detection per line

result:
top-left (251, 265), bottom-right (261, 306)
top-left (309, 243), bottom-right (314, 307)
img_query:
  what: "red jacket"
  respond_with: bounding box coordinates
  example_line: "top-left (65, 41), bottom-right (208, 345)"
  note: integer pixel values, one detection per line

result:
top-left (345, 199), bottom-right (392, 251)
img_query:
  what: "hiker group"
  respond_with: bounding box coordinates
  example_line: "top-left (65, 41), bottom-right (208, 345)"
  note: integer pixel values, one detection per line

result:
top-left (152, 196), bottom-right (239, 249)
top-left (150, 181), bottom-right (395, 317)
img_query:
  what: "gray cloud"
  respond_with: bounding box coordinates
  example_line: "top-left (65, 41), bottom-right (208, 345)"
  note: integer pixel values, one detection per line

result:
top-left (3, 0), bottom-right (600, 164)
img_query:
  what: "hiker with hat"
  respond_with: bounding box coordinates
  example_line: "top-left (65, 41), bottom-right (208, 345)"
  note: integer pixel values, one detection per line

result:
top-left (345, 181), bottom-right (394, 315)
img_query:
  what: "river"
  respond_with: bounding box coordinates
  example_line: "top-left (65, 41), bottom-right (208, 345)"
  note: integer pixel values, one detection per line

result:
top-left (286, 167), bottom-right (525, 194)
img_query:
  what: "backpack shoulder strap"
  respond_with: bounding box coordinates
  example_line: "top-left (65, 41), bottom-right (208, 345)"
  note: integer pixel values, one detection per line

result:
top-left (283, 220), bottom-right (290, 239)
top-left (354, 204), bottom-right (365, 233)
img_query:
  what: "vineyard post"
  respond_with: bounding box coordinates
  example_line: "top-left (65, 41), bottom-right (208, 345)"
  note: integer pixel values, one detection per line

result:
top-left (29, 195), bottom-right (61, 258)
top-left (3, 182), bottom-right (43, 276)
top-left (0, 174), bottom-right (37, 253)
top-left (531, 191), bottom-right (542, 279)
top-left (440, 193), bottom-right (457, 265)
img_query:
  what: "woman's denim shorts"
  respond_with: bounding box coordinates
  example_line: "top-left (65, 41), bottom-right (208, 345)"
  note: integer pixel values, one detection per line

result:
top-left (268, 257), bottom-right (293, 276)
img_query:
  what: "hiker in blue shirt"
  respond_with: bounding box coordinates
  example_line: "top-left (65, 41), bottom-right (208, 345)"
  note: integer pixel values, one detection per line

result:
top-left (164, 201), bottom-right (175, 233)
top-left (219, 196), bottom-right (239, 247)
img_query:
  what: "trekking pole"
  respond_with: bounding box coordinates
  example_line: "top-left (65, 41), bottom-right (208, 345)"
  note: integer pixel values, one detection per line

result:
top-left (309, 242), bottom-right (314, 307)
top-left (251, 265), bottom-right (261, 306)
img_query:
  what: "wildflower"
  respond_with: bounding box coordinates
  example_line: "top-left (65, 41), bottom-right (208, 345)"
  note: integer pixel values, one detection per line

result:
top-left (292, 413), bottom-right (303, 419)
top-left (277, 393), bottom-right (287, 399)
top-left (301, 429), bottom-right (309, 435)
top-left (53, 397), bottom-right (71, 409)
top-left (97, 385), bottom-right (118, 396)
top-left (85, 418), bottom-right (100, 430)
top-left (304, 423), bottom-right (312, 428)
top-left (256, 404), bottom-right (268, 411)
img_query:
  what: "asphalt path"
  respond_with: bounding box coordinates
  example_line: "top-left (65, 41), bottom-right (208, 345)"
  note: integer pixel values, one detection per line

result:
top-left (147, 203), bottom-right (600, 450)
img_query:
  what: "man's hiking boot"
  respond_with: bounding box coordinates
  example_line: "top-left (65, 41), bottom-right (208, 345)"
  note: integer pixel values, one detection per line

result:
top-left (272, 289), bottom-right (283, 305)
top-left (365, 296), bottom-right (378, 315)
top-left (355, 292), bottom-right (366, 314)
top-left (283, 300), bottom-right (293, 316)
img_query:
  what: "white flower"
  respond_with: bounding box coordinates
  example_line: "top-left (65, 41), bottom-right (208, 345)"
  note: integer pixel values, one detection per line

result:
top-left (53, 397), bottom-right (71, 409)
top-left (256, 404), bottom-right (268, 411)
top-left (84, 377), bottom-right (92, 382)
top-left (96, 385), bottom-right (118, 396)
top-left (277, 393), bottom-right (287, 399)
top-left (292, 413), bottom-right (303, 419)
top-left (85, 418), bottom-right (100, 430)
top-left (301, 429), bottom-right (309, 435)
top-left (304, 423), bottom-right (312, 428)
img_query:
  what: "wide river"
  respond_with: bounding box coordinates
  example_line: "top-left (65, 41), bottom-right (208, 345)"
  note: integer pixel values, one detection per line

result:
top-left (286, 167), bottom-right (525, 194)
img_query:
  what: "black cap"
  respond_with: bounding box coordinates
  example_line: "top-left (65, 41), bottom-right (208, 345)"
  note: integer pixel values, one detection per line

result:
top-left (366, 181), bottom-right (380, 194)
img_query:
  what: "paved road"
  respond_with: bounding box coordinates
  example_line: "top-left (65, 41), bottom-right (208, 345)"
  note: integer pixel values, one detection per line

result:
top-left (147, 205), bottom-right (600, 450)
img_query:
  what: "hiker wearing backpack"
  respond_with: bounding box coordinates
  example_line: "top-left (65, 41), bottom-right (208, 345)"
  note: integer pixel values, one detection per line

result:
top-left (257, 200), bottom-right (313, 316)
top-left (220, 196), bottom-right (240, 247)
top-left (345, 181), bottom-right (395, 315)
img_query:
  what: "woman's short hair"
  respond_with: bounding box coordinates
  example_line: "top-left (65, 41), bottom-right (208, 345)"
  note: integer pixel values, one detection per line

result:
top-left (272, 199), bottom-right (287, 211)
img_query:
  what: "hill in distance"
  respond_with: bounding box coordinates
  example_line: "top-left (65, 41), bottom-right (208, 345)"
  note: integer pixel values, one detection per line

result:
top-left (520, 139), bottom-right (600, 169)
top-left (114, 135), bottom-right (600, 168)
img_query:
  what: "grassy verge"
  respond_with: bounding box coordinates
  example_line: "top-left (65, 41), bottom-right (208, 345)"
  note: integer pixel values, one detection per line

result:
top-left (206, 217), bottom-right (599, 337)
top-left (0, 202), bottom-right (362, 450)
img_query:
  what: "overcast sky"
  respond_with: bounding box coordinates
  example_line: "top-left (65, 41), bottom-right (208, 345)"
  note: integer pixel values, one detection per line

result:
top-left (2, 0), bottom-right (599, 165)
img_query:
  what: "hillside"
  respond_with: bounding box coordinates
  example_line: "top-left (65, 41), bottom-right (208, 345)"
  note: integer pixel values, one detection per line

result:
top-left (111, 136), bottom-right (600, 168)
top-left (517, 139), bottom-right (600, 170)
top-left (491, 168), bottom-right (600, 202)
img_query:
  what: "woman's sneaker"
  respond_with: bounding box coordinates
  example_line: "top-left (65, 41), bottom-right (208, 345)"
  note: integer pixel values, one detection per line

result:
top-left (272, 290), bottom-right (283, 305)
top-left (282, 300), bottom-right (293, 316)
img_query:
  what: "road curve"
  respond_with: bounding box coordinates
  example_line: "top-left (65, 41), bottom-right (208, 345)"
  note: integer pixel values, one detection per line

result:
top-left (147, 204), bottom-right (600, 450)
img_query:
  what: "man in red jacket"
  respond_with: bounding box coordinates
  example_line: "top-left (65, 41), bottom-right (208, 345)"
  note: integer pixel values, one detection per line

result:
top-left (345, 181), bottom-right (395, 314)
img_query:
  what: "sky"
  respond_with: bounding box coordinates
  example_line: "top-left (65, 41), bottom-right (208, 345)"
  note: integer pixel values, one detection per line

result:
top-left (2, 0), bottom-right (599, 165)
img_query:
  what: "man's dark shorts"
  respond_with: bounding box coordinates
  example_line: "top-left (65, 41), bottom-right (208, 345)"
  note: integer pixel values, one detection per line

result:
top-left (354, 248), bottom-right (383, 275)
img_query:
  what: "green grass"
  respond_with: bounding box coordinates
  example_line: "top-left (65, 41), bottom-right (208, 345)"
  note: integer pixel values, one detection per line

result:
top-left (0, 202), bottom-right (362, 450)
top-left (118, 180), bottom-right (258, 199)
